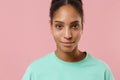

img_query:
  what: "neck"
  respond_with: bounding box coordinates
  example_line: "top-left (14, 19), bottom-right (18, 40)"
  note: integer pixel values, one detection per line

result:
top-left (55, 48), bottom-right (85, 62)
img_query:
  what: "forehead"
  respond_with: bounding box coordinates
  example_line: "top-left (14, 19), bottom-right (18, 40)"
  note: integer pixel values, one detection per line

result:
top-left (53, 4), bottom-right (82, 23)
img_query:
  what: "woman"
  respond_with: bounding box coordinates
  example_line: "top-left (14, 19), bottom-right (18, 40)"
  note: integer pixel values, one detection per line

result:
top-left (22, 0), bottom-right (114, 80)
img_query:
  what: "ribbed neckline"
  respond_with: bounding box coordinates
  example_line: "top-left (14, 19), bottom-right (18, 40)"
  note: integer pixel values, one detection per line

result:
top-left (52, 51), bottom-right (89, 65)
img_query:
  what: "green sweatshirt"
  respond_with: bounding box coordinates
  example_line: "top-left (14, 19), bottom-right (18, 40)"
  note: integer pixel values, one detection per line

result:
top-left (22, 52), bottom-right (114, 80)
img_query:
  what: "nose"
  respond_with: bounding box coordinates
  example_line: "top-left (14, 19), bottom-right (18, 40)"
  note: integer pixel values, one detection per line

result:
top-left (64, 28), bottom-right (72, 39)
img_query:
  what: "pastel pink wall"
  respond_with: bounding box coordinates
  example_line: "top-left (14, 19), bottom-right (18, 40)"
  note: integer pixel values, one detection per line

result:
top-left (0, 0), bottom-right (119, 80)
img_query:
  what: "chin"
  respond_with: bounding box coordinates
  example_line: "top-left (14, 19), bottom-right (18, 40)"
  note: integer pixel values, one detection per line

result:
top-left (57, 45), bottom-right (77, 53)
top-left (60, 47), bottom-right (75, 53)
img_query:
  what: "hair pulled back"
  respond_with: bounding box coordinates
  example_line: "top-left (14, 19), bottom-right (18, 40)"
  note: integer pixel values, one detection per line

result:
top-left (50, 0), bottom-right (84, 24)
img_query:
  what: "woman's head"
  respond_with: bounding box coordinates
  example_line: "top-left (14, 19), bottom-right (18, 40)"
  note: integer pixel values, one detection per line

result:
top-left (50, 0), bottom-right (84, 24)
top-left (50, 0), bottom-right (84, 53)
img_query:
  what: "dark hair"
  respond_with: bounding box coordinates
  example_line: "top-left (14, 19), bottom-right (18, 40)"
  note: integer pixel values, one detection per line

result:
top-left (50, 0), bottom-right (84, 24)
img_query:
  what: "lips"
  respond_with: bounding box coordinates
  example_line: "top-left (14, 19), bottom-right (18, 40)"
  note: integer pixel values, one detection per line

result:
top-left (61, 41), bottom-right (74, 47)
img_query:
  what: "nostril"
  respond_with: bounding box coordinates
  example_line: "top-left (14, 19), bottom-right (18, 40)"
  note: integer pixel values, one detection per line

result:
top-left (64, 33), bottom-right (72, 39)
top-left (64, 29), bottom-right (72, 39)
top-left (64, 36), bottom-right (72, 39)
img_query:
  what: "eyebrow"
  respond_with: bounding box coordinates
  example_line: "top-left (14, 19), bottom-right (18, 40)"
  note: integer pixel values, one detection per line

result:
top-left (70, 21), bottom-right (79, 24)
top-left (54, 21), bottom-right (64, 24)
top-left (54, 20), bottom-right (79, 24)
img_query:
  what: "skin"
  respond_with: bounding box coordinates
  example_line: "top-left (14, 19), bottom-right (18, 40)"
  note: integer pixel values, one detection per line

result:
top-left (51, 4), bottom-right (86, 62)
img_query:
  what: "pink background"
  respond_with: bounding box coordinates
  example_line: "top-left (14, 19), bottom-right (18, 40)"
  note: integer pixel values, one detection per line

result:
top-left (0, 0), bottom-right (120, 80)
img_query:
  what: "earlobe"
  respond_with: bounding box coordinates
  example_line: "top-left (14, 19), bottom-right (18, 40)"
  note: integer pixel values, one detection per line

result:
top-left (81, 25), bottom-right (83, 34)
top-left (50, 20), bottom-right (53, 33)
top-left (80, 30), bottom-right (83, 35)
top-left (80, 27), bottom-right (83, 34)
top-left (50, 26), bottom-right (52, 33)
top-left (50, 25), bottom-right (53, 34)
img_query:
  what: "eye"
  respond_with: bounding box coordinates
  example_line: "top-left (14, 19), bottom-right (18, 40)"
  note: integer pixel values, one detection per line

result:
top-left (71, 23), bottom-right (80, 30)
top-left (55, 24), bottom-right (63, 30)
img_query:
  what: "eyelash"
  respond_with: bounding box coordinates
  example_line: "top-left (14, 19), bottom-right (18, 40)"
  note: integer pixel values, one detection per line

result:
top-left (71, 24), bottom-right (80, 29)
top-left (55, 24), bottom-right (63, 30)
top-left (55, 24), bottom-right (80, 30)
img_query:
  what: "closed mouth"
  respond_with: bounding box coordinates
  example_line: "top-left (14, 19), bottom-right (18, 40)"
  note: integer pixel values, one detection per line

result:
top-left (60, 41), bottom-right (75, 47)
top-left (62, 42), bottom-right (74, 44)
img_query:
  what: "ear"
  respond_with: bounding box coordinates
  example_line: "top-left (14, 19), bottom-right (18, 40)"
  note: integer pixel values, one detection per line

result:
top-left (50, 23), bottom-right (53, 34)
top-left (80, 25), bottom-right (83, 34)
top-left (49, 20), bottom-right (53, 33)
top-left (80, 30), bottom-right (83, 35)
top-left (81, 23), bottom-right (84, 30)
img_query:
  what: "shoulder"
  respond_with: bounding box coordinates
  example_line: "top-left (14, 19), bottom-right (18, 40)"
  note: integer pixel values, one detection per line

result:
top-left (22, 52), bottom-right (55, 80)
top-left (26, 52), bottom-right (54, 72)
top-left (87, 53), bottom-right (110, 70)
top-left (86, 53), bottom-right (114, 79)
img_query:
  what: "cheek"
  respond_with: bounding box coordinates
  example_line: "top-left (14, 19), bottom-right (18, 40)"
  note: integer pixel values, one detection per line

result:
top-left (52, 31), bottom-right (61, 41)
top-left (74, 32), bottom-right (81, 41)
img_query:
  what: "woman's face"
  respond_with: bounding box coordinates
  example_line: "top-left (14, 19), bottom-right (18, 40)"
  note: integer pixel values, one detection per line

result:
top-left (51, 4), bottom-right (83, 53)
